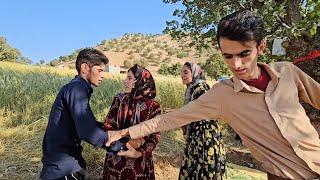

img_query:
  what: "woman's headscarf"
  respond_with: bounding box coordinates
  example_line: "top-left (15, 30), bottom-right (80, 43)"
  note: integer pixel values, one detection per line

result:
top-left (184, 62), bottom-right (206, 105)
top-left (129, 64), bottom-right (156, 101)
top-left (108, 64), bottom-right (156, 129)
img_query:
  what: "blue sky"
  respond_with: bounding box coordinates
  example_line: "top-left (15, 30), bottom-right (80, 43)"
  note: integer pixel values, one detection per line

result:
top-left (0, 0), bottom-right (180, 63)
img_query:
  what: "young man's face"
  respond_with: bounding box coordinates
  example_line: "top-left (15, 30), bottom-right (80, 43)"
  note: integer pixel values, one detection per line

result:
top-left (219, 38), bottom-right (265, 81)
top-left (86, 64), bottom-right (106, 87)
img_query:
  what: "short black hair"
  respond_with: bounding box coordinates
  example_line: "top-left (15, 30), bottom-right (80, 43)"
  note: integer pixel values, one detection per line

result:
top-left (75, 48), bottom-right (109, 73)
top-left (216, 10), bottom-right (265, 47)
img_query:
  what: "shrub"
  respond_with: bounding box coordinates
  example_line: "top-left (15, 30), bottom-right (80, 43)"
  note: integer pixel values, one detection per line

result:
top-left (165, 47), bottom-right (176, 56)
top-left (162, 57), bottom-right (172, 63)
top-left (123, 60), bottom-right (132, 68)
top-left (127, 50), bottom-right (134, 55)
top-left (177, 52), bottom-right (189, 59)
top-left (128, 55), bottom-right (135, 60)
top-left (158, 63), bottom-right (182, 76)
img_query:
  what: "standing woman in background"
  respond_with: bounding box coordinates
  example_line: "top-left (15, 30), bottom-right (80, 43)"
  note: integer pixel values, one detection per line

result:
top-left (179, 62), bottom-right (226, 179)
top-left (102, 64), bottom-right (161, 180)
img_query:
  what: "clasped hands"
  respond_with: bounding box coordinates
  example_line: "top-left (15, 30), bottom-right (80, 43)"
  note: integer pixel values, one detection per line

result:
top-left (106, 129), bottom-right (144, 159)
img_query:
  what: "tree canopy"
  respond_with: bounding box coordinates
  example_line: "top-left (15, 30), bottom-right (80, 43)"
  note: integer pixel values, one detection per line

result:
top-left (164, 0), bottom-right (320, 59)
top-left (0, 37), bottom-right (32, 64)
top-left (0, 37), bottom-right (21, 62)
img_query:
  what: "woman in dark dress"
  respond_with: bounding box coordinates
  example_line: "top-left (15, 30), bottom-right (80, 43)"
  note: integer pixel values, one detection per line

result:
top-left (102, 64), bottom-right (160, 180)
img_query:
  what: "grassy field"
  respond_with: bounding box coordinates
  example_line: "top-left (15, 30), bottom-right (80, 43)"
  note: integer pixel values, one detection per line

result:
top-left (0, 62), bottom-right (266, 179)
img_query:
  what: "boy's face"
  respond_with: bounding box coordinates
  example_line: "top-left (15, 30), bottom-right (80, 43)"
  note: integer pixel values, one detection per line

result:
top-left (219, 38), bottom-right (265, 81)
top-left (85, 63), bottom-right (106, 87)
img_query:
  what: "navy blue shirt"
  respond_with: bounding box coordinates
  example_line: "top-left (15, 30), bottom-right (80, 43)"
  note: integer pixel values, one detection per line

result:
top-left (40, 76), bottom-right (108, 179)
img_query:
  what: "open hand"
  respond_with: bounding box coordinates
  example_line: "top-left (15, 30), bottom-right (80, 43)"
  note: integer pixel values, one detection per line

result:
top-left (117, 143), bottom-right (142, 158)
top-left (127, 138), bottom-right (145, 149)
top-left (106, 129), bottom-right (129, 147)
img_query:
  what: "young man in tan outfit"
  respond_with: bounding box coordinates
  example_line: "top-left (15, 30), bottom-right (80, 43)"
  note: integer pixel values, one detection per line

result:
top-left (106, 10), bottom-right (320, 179)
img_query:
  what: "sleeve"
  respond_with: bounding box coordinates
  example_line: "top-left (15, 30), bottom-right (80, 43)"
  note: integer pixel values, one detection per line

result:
top-left (291, 63), bottom-right (320, 110)
top-left (102, 96), bottom-right (120, 131)
top-left (128, 86), bottom-right (223, 139)
top-left (66, 84), bottom-right (107, 147)
top-left (136, 101), bottom-right (161, 157)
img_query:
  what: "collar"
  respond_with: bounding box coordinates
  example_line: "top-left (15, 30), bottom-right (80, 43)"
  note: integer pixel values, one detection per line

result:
top-left (232, 62), bottom-right (280, 93)
top-left (74, 75), bottom-right (93, 94)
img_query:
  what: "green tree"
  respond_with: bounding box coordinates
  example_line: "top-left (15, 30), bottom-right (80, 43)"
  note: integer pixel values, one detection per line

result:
top-left (49, 59), bottom-right (59, 66)
top-left (158, 64), bottom-right (170, 75)
top-left (158, 63), bottom-right (182, 76)
top-left (100, 40), bottom-right (107, 46)
top-left (49, 48), bottom-right (82, 66)
top-left (169, 63), bottom-right (182, 76)
top-left (164, 0), bottom-right (320, 59)
top-left (18, 57), bottom-right (32, 64)
top-left (200, 54), bottom-right (231, 80)
top-left (59, 56), bottom-right (68, 62)
top-left (0, 37), bottom-right (21, 62)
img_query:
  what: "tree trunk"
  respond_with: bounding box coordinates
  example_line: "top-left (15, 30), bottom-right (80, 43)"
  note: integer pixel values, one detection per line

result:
top-left (284, 0), bottom-right (302, 25)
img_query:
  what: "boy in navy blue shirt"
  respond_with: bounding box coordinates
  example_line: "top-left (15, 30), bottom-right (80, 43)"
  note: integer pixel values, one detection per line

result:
top-left (40, 48), bottom-right (109, 180)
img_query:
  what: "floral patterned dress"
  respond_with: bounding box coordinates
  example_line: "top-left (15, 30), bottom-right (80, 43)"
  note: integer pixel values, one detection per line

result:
top-left (179, 81), bottom-right (226, 180)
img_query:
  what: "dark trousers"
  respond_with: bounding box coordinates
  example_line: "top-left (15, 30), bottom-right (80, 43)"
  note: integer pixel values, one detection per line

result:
top-left (54, 170), bottom-right (86, 180)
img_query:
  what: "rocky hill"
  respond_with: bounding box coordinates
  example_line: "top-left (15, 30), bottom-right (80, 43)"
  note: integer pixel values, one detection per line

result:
top-left (50, 33), bottom-right (218, 74)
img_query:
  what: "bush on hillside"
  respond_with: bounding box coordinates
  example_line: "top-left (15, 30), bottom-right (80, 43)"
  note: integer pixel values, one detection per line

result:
top-left (127, 50), bottom-right (134, 55)
top-left (177, 51), bottom-right (189, 59)
top-left (162, 57), bottom-right (172, 63)
top-left (165, 47), bottom-right (176, 56)
top-left (123, 60), bottom-right (132, 68)
top-left (133, 58), bottom-right (149, 67)
top-left (158, 63), bottom-right (182, 76)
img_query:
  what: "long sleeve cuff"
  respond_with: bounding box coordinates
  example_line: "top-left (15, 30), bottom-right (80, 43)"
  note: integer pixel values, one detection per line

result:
top-left (91, 128), bottom-right (108, 148)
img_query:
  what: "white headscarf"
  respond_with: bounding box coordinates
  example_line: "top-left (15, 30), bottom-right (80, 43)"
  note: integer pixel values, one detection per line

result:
top-left (184, 63), bottom-right (205, 105)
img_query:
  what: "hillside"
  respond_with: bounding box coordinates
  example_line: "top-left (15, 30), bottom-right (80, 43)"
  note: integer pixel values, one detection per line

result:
top-left (50, 33), bottom-right (218, 74)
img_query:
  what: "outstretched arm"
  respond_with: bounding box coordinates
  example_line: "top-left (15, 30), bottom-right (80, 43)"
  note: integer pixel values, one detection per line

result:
top-left (106, 87), bottom-right (222, 146)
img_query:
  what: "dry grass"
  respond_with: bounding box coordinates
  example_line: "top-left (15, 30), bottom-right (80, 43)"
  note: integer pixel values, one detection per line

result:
top-left (0, 122), bottom-right (266, 180)
top-left (0, 62), bottom-right (266, 179)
